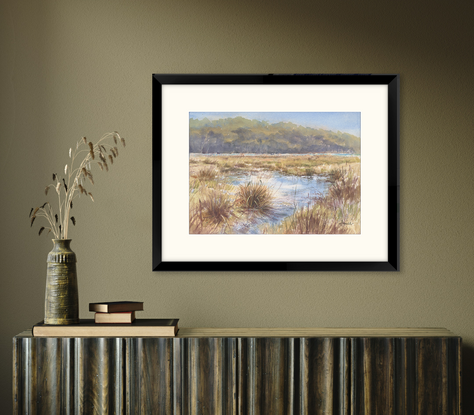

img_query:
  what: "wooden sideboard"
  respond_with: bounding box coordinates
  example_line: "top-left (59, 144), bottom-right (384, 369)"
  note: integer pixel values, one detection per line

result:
top-left (13, 328), bottom-right (461, 414)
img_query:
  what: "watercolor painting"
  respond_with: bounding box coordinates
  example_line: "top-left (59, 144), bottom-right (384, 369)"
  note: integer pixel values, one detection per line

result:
top-left (189, 112), bottom-right (361, 234)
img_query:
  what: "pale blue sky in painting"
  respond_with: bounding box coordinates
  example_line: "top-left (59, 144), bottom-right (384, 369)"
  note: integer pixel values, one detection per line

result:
top-left (190, 112), bottom-right (361, 137)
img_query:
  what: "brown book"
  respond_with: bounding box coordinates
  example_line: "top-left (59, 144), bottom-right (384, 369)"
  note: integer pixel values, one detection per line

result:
top-left (33, 319), bottom-right (179, 337)
top-left (95, 311), bottom-right (135, 324)
top-left (89, 301), bottom-right (144, 313)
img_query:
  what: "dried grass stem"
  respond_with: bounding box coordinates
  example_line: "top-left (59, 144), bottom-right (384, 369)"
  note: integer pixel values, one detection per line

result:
top-left (30, 131), bottom-right (126, 238)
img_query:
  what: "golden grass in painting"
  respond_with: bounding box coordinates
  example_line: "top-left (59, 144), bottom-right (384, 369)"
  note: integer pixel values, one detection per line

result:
top-left (200, 190), bottom-right (234, 224)
top-left (190, 154), bottom-right (360, 177)
top-left (189, 155), bottom-right (361, 234)
top-left (189, 183), bottom-right (237, 234)
top-left (264, 166), bottom-right (361, 234)
top-left (195, 167), bottom-right (217, 181)
top-left (235, 181), bottom-right (274, 217)
top-left (327, 167), bottom-right (360, 225)
top-left (263, 204), bottom-right (345, 234)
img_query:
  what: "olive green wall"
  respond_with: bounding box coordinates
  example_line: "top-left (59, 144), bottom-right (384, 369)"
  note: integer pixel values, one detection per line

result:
top-left (1, 0), bottom-right (473, 411)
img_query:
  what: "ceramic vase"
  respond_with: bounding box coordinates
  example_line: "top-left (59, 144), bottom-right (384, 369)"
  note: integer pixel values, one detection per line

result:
top-left (44, 239), bottom-right (79, 325)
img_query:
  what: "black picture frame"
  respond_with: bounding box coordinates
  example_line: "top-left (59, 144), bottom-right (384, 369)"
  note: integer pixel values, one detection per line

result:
top-left (153, 74), bottom-right (399, 271)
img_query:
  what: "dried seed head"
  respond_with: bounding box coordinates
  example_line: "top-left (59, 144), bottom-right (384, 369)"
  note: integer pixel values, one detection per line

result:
top-left (55, 214), bottom-right (58, 223)
top-left (65, 164), bottom-right (68, 174)
top-left (101, 145), bottom-right (107, 153)
top-left (82, 167), bottom-right (88, 177)
top-left (88, 142), bottom-right (93, 151)
top-left (33, 207), bottom-right (40, 217)
top-left (78, 184), bottom-right (84, 194)
top-left (98, 162), bottom-right (103, 171)
top-left (114, 146), bottom-right (119, 156)
top-left (88, 175), bottom-right (94, 185)
top-left (62, 178), bottom-right (68, 192)
top-left (56, 182), bottom-right (61, 193)
top-left (53, 173), bottom-right (57, 181)
top-left (69, 148), bottom-right (72, 158)
top-left (104, 161), bottom-right (109, 172)
top-left (121, 137), bottom-right (126, 147)
top-left (99, 152), bottom-right (106, 163)
top-left (108, 155), bottom-right (113, 164)
top-left (70, 217), bottom-right (76, 226)
top-left (39, 227), bottom-right (45, 236)
top-left (82, 136), bottom-right (87, 144)
top-left (113, 134), bottom-right (118, 144)
top-left (30, 216), bottom-right (36, 227)
top-left (89, 193), bottom-right (94, 202)
top-left (29, 208), bottom-right (34, 218)
top-left (89, 149), bottom-right (95, 160)
top-left (45, 186), bottom-right (49, 196)
top-left (41, 202), bottom-right (47, 209)
top-left (70, 201), bottom-right (73, 209)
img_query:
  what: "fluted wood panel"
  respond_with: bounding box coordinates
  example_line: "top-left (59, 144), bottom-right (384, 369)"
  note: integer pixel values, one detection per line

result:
top-left (13, 333), bottom-right (461, 414)
top-left (298, 338), bottom-right (350, 415)
top-left (13, 337), bottom-right (124, 415)
top-left (350, 338), bottom-right (461, 415)
top-left (238, 338), bottom-right (293, 414)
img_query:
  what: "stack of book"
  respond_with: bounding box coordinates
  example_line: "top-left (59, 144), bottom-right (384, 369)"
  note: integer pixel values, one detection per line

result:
top-left (89, 301), bottom-right (144, 324)
top-left (32, 302), bottom-right (179, 337)
top-left (33, 318), bottom-right (179, 337)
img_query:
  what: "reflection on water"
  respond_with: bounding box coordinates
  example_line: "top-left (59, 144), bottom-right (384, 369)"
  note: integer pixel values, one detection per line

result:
top-left (228, 171), bottom-right (332, 234)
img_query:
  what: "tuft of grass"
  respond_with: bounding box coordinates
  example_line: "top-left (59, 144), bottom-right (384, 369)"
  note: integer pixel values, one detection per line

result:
top-left (189, 187), bottom-right (236, 233)
top-left (326, 167), bottom-right (360, 224)
top-left (195, 167), bottom-right (217, 181)
top-left (276, 204), bottom-right (345, 234)
top-left (235, 181), bottom-right (274, 217)
top-left (201, 190), bottom-right (234, 225)
top-left (202, 158), bottom-right (217, 165)
top-left (328, 168), bottom-right (360, 203)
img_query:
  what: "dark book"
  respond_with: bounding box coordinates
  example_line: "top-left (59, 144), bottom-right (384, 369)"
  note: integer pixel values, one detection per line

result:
top-left (89, 301), bottom-right (144, 313)
top-left (33, 319), bottom-right (179, 337)
top-left (95, 311), bottom-right (136, 324)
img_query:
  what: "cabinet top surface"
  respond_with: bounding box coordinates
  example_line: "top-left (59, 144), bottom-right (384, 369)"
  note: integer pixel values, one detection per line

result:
top-left (15, 327), bottom-right (459, 338)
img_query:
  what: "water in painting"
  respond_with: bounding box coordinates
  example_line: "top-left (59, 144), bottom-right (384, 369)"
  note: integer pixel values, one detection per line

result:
top-left (189, 112), bottom-right (361, 234)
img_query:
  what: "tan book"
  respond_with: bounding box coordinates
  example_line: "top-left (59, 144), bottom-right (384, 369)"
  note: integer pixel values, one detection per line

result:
top-left (89, 301), bottom-right (144, 313)
top-left (95, 311), bottom-right (135, 324)
top-left (33, 319), bottom-right (179, 337)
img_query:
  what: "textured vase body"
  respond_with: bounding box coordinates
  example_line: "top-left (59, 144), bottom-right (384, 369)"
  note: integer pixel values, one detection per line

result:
top-left (44, 239), bottom-right (79, 325)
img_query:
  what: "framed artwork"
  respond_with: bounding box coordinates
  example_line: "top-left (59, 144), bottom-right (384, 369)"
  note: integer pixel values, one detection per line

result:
top-left (153, 74), bottom-right (399, 271)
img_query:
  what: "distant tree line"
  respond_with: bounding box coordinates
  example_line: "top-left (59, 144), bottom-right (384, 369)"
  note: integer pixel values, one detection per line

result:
top-left (190, 129), bottom-right (352, 154)
top-left (189, 117), bottom-right (360, 154)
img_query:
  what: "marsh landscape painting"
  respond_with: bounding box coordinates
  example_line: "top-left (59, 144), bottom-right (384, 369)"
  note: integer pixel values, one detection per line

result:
top-left (189, 112), bottom-right (361, 235)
